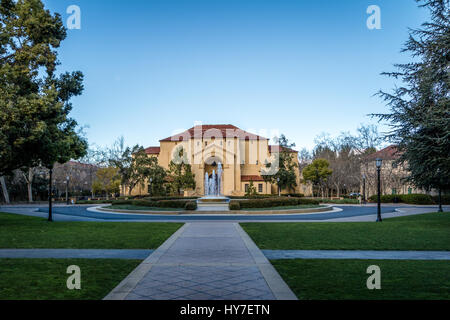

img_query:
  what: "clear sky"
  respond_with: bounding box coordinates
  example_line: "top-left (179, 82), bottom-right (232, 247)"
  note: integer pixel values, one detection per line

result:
top-left (43, 0), bottom-right (428, 151)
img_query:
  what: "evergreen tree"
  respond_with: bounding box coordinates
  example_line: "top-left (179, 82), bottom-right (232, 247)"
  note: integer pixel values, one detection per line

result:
top-left (374, 0), bottom-right (450, 193)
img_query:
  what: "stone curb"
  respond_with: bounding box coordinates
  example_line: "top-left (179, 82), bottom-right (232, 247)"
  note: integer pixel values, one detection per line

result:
top-left (234, 223), bottom-right (298, 300)
top-left (91, 205), bottom-right (339, 216)
top-left (103, 223), bottom-right (189, 300)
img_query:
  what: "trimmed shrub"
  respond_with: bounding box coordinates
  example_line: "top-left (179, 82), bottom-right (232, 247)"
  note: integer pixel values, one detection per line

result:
top-left (400, 194), bottom-right (435, 205)
top-left (144, 196), bottom-right (199, 201)
top-left (433, 194), bottom-right (450, 205)
top-left (184, 201), bottom-right (197, 211)
top-left (111, 200), bottom-right (133, 205)
top-left (132, 200), bottom-right (158, 207)
top-left (76, 200), bottom-right (113, 204)
top-left (229, 201), bottom-right (241, 210)
top-left (298, 198), bottom-right (321, 205)
top-left (238, 197), bottom-right (319, 209)
top-left (368, 194), bottom-right (435, 205)
top-left (285, 193), bottom-right (305, 198)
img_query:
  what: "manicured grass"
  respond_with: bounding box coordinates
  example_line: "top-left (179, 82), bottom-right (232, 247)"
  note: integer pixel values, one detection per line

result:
top-left (241, 212), bottom-right (450, 250)
top-left (0, 259), bottom-right (141, 300)
top-left (109, 204), bottom-right (181, 211)
top-left (244, 204), bottom-right (323, 211)
top-left (0, 212), bottom-right (182, 249)
top-left (272, 259), bottom-right (450, 300)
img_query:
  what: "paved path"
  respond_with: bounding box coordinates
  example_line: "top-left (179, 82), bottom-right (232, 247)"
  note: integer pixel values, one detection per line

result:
top-left (2, 204), bottom-right (448, 222)
top-left (263, 250), bottom-right (450, 260)
top-left (0, 249), bottom-right (153, 260)
top-left (104, 223), bottom-right (297, 300)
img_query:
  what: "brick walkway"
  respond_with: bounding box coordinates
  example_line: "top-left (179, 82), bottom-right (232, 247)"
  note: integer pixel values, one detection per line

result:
top-left (104, 223), bottom-right (297, 300)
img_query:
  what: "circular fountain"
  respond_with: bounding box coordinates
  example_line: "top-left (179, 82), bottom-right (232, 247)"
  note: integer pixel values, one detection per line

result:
top-left (197, 162), bottom-right (230, 211)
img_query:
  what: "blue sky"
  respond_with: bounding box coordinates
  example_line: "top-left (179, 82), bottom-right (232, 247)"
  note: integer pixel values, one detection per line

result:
top-left (43, 0), bottom-right (428, 150)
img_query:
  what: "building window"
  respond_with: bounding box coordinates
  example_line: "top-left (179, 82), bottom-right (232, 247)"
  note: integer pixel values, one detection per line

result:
top-left (258, 184), bottom-right (263, 193)
top-left (392, 188), bottom-right (397, 195)
top-left (245, 184), bottom-right (249, 193)
top-left (408, 188), bottom-right (412, 194)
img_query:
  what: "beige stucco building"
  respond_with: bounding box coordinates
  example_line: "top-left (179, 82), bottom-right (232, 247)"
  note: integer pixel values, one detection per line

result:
top-left (132, 124), bottom-right (311, 197)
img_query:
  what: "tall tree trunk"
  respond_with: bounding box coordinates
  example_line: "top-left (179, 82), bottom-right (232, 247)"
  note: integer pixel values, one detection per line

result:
top-left (0, 176), bottom-right (10, 204)
top-left (27, 168), bottom-right (33, 203)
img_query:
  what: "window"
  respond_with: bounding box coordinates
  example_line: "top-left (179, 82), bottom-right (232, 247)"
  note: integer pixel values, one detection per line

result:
top-left (392, 188), bottom-right (397, 195)
top-left (408, 188), bottom-right (412, 194)
top-left (245, 184), bottom-right (249, 193)
top-left (258, 184), bottom-right (263, 193)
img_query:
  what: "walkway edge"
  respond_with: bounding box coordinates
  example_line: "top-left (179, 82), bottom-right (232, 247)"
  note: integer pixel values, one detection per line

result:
top-left (234, 224), bottom-right (298, 300)
top-left (103, 223), bottom-right (189, 300)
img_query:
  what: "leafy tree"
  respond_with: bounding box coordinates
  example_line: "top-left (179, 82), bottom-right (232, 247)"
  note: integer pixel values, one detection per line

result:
top-left (167, 147), bottom-right (196, 196)
top-left (374, 0), bottom-right (450, 194)
top-left (262, 134), bottom-right (299, 193)
top-left (147, 163), bottom-right (167, 197)
top-left (245, 181), bottom-right (257, 197)
top-left (92, 167), bottom-right (120, 199)
top-left (303, 159), bottom-right (333, 197)
top-left (127, 147), bottom-right (155, 195)
top-left (0, 0), bottom-right (87, 206)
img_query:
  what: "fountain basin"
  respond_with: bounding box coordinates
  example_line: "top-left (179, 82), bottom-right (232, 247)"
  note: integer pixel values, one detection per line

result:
top-left (197, 196), bottom-right (230, 211)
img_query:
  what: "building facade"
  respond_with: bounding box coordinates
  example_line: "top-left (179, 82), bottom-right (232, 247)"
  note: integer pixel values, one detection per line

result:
top-left (361, 145), bottom-right (437, 197)
top-left (132, 124), bottom-right (312, 197)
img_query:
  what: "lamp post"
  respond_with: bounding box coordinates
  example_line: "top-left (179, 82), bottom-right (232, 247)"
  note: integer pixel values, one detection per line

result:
top-left (376, 158), bottom-right (383, 222)
top-left (149, 178), bottom-right (153, 198)
top-left (48, 168), bottom-right (53, 222)
top-left (65, 176), bottom-right (70, 205)
top-left (277, 177), bottom-right (281, 197)
top-left (362, 174), bottom-right (366, 205)
top-left (437, 169), bottom-right (443, 213)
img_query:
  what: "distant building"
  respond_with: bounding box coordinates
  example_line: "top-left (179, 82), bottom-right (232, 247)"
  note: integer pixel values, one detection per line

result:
top-left (361, 145), bottom-right (436, 197)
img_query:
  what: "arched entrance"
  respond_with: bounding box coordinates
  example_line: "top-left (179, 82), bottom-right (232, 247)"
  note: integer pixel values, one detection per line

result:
top-left (203, 156), bottom-right (223, 196)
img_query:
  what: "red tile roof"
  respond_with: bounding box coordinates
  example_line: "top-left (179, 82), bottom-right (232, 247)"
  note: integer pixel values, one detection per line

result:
top-left (160, 124), bottom-right (268, 142)
top-left (367, 145), bottom-right (400, 160)
top-left (241, 175), bottom-right (265, 182)
top-left (269, 145), bottom-right (298, 153)
top-left (145, 147), bottom-right (160, 155)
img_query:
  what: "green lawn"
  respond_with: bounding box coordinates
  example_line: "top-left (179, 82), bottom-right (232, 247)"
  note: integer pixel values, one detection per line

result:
top-left (244, 205), bottom-right (323, 211)
top-left (0, 212), bottom-right (182, 249)
top-left (0, 259), bottom-right (141, 300)
top-left (272, 259), bottom-right (450, 300)
top-left (241, 212), bottom-right (450, 250)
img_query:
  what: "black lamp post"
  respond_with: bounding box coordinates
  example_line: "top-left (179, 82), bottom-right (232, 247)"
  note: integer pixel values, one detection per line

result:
top-left (437, 169), bottom-right (443, 213)
top-left (277, 177), bottom-right (281, 197)
top-left (376, 158), bottom-right (383, 222)
top-left (438, 189), bottom-right (443, 213)
top-left (149, 178), bottom-right (153, 197)
top-left (362, 174), bottom-right (366, 205)
top-left (65, 176), bottom-right (70, 205)
top-left (48, 168), bottom-right (53, 222)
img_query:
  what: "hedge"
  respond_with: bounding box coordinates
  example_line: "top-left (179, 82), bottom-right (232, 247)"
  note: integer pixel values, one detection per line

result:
top-left (433, 194), bottom-right (450, 205)
top-left (236, 197), bottom-right (320, 209)
top-left (184, 201), bottom-right (198, 210)
top-left (368, 194), bottom-right (435, 205)
top-left (229, 201), bottom-right (241, 210)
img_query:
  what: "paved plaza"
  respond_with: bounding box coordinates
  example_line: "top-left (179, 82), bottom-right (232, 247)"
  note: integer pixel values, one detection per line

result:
top-left (104, 223), bottom-right (297, 300)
